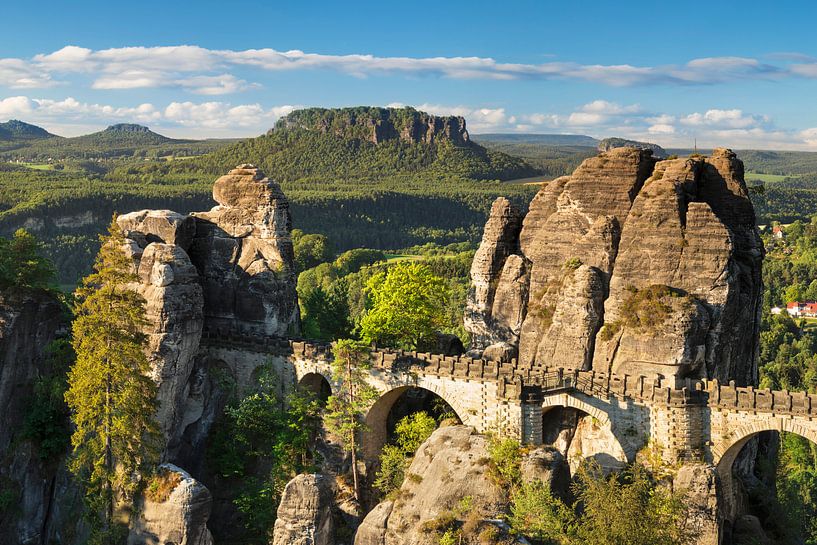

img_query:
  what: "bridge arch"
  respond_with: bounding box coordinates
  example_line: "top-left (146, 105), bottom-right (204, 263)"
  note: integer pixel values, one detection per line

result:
top-left (713, 417), bottom-right (817, 524)
top-left (362, 383), bottom-right (467, 460)
top-left (298, 372), bottom-right (333, 403)
top-left (540, 392), bottom-right (635, 473)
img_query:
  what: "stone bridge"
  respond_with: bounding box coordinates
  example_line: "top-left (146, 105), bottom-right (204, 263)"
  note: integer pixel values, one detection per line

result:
top-left (200, 329), bottom-right (817, 521)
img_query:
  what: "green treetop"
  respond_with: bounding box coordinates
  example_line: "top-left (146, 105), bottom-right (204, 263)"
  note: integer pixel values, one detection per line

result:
top-left (358, 262), bottom-right (449, 350)
top-left (64, 218), bottom-right (160, 543)
top-left (0, 228), bottom-right (55, 290)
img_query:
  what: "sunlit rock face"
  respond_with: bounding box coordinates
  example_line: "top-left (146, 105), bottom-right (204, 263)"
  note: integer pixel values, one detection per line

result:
top-left (190, 164), bottom-right (300, 338)
top-left (465, 147), bottom-right (763, 385)
top-left (117, 165), bottom-right (300, 451)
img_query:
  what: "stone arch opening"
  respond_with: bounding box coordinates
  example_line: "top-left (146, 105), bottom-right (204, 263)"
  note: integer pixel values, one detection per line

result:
top-left (714, 421), bottom-right (817, 541)
top-left (298, 372), bottom-right (332, 404)
top-left (362, 386), bottom-right (462, 461)
top-left (540, 395), bottom-right (627, 475)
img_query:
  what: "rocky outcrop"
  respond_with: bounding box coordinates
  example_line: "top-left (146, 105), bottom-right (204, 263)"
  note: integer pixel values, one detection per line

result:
top-left (191, 165), bottom-right (299, 337)
top-left (464, 198), bottom-right (524, 357)
top-left (356, 426), bottom-right (521, 545)
top-left (272, 474), bottom-right (335, 545)
top-left (673, 464), bottom-right (721, 545)
top-left (117, 164), bottom-right (300, 450)
top-left (128, 464), bottom-right (214, 545)
top-left (274, 107), bottom-right (470, 146)
top-left (119, 237), bottom-right (205, 445)
top-left (0, 290), bottom-right (87, 545)
top-left (465, 148), bottom-right (763, 385)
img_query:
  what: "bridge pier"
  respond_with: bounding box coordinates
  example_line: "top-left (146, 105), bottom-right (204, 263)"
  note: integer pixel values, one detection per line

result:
top-left (521, 391), bottom-right (543, 445)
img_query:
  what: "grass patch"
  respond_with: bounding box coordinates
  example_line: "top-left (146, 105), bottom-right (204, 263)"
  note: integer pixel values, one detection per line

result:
top-left (145, 468), bottom-right (182, 503)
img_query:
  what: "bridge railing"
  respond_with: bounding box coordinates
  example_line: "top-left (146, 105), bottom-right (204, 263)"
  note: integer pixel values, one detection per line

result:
top-left (199, 328), bottom-right (817, 413)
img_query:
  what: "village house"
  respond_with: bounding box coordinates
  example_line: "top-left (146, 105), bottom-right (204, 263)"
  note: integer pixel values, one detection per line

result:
top-left (786, 301), bottom-right (817, 317)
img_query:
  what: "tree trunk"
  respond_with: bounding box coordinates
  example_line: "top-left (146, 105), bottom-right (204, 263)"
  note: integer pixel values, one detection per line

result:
top-left (105, 364), bottom-right (113, 529)
top-left (348, 356), bottom-right (360, 502)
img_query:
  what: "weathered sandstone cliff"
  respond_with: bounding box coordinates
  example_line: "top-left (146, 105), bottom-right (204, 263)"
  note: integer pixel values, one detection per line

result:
top-left (465, 148), bottom-right (763, 385)
top-left (0, 290), bottom-right (87, 545)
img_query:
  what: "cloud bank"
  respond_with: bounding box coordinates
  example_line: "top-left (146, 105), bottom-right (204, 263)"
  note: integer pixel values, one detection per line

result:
top-left (1, 45), bottom-right (815, 92)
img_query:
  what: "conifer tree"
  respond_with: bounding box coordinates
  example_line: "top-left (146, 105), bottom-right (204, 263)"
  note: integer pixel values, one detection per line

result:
top-left (324, 339), bottom-right (378, 502)
top-left (64, 218), bottom-right (160, 541)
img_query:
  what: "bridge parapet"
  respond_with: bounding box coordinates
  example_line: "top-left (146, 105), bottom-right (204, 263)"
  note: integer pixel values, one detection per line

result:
top-left (699, 379), bottom-right (817, 416)
top-left (201, 328), bottom-right (525, 397)
top-left (200, 329), bottom-right (817, 415)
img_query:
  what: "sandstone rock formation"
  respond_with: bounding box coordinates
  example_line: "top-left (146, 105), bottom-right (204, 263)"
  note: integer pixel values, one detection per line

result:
top-left (272, 474), bottom-right (335, 545)
top-left (191, 165), bottom-right (300, 337)
top-left (673, 464), bottom-right (721, 545)
top-left (465, 148), bottom-right (763, 385)
top-left (114, 165), bottom-right (301, 542)
top-left (0, 289), bottom-right (87, 545)
top-left (356, 425), bottom-right (559, 545)
top-left (117, 164), bottom-right (300, 449)
top-left (128, 464), bottom-right (214, 545)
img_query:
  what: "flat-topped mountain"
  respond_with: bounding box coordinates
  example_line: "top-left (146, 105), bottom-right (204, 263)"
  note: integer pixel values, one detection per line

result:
top-left (598, 136), bottom-right (667, 158)
top-left (77, 123), bottom-right (174, 145)
top-left (272, 106), bottom-right (471, 146)
top-left (200, 106), bottom-right (537, 181)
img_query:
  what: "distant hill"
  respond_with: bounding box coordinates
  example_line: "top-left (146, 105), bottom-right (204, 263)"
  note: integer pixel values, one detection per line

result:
top-left (474, 133), bottom-right (600, 147)
top-left (0, 120), bottom-right (56, 140)
top-left (598, 137), bottom-right (667, 158)
top-left (72, 124), bottom-right (173, 146)
top-left (0, 123), bottom-right (235, 161)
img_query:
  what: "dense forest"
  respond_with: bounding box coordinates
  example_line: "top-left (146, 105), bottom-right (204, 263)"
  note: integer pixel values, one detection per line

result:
top-left (4, 109), bottom-right (817, 288)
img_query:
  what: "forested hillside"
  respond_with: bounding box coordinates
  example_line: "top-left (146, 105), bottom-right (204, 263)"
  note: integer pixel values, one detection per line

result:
top-left (0, 108), bottom-right (539, 286)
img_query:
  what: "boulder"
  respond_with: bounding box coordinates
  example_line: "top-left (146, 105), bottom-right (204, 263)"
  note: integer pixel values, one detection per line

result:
top-left (118, 209), bottom-right (196, 249)
top-left (128, 464), bottom-right (214, 545)
top-left (355, 426), bottom-right (504, 545)
top-left (519, 447), bottom-right (571, 501)
top-left (272, 474), bottom-right (335, 545)
top-left (674, 464), bottom-right (721, 545)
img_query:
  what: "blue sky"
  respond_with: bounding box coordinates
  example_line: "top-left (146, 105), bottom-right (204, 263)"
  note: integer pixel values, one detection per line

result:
top-left (2, 0), bottom-right (817, 149)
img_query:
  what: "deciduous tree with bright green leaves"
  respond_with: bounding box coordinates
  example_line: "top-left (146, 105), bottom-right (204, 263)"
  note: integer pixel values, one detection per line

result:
top-left (324, 339), bottom-right (379, 502)
top-left (358, 262), bottom-right (449, 350)
top-left (64, 218), bottom-right (160, 543)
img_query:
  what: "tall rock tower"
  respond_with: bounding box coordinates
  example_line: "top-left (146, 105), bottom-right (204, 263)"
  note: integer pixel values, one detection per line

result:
top-left (465, 148), bottom-right (763, 386)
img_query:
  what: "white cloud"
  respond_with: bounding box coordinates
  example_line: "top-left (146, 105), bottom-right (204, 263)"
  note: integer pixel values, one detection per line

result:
top-left (0, 45), bottom-right (812, 92)
top-left (680, 109), bottom-right (765, 129)
top-left (648, 123), bottom-right (675, 135)
top-left (0, 95), bottom-right (296, 136)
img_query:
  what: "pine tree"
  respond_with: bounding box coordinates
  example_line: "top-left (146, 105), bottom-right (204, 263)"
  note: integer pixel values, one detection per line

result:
top-left (324, 339), bottom-right (379, 502)
top-left (64, 218), bottom-right (160, 541)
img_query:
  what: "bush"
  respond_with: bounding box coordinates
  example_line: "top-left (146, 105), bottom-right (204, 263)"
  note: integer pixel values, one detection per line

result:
top-left (145, 468), bottom-right (182, 503)
top-left (374, 412), bottom-right (438, 497)
top-left (509, 480), bottom-right (573, 543)
top-left (487, 436), bottom-right (522, 488)
top-left (619, 284), bottom-right (675, 332)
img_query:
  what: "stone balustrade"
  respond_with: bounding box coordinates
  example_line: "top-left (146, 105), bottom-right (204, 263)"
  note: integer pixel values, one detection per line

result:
top-left (199, 328), bottom-right (817, 415)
